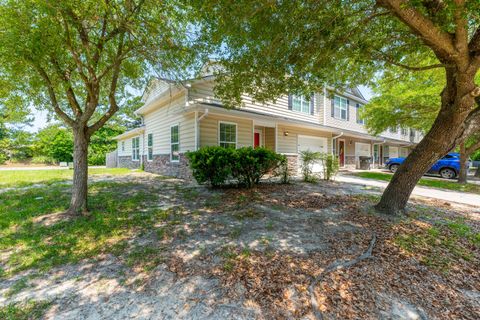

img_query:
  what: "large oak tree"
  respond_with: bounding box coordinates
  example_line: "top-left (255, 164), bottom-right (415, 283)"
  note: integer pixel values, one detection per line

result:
top-left (192, 0), bottom-right (480, 214)
top-left (0, 0), bottom-right (202, 215)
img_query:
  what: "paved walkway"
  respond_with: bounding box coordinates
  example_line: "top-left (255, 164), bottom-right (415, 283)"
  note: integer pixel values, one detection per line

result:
top-left (336, 174), bottom-right (480, 207)
top-left (0, 166), bottom-right (106, 171)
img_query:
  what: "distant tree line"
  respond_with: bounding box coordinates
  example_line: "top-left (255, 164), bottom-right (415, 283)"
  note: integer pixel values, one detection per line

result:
top-left (0, 124), bottom-right (122, 166)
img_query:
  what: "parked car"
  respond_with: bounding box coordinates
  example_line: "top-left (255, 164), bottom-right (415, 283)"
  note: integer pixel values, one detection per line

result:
top-left (385, 153), bottom-right (470, 179)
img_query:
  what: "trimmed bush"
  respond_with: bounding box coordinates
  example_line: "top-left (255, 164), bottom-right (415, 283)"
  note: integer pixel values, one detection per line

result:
top-left (186, 146), bottom-right (285, 188)
top-left (31, 156), bottom-right (56, 165)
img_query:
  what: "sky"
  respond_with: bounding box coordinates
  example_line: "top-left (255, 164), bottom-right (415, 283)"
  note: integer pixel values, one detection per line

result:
top-left (27, 86), bottom-right (375, 132)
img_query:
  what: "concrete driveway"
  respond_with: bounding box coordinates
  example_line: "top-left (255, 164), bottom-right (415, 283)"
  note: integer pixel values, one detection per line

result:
top-left (336, 174), bottom-right (480, 207)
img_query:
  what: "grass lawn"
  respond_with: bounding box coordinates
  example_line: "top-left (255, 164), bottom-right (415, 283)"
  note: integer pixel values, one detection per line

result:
top-left (0, 168), bottom-right (132, 188)
top-left (352, 171), bottom-right (480, 194)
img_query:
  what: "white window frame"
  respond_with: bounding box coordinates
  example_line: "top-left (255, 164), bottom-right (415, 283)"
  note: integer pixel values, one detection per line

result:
top-left (389, 126), bottom-right (398, 134)
top-left (401, 127), bottom-right (408, 136)
top-left (218, 121), bottom-right (237, 149)
top-left (333, 96), bottom-right (348, 120)
top-left (121, 141), bottom-right (125, 152)
top-left (291, 95), bottom-right (311, 114)
top-left (131, 137), bottom-right (140, 161)
top-left (170, 124), bottom-right (180, 162)
top-left (147, 133), bottom-right (153, 161)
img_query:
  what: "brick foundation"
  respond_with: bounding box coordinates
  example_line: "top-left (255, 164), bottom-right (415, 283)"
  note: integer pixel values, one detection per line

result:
top-left (143, 154), bottom-right (192, 180)
top-left (118, 156), bottom-right (141, 169)
top-left (284, 154), bottom-right (299, 176)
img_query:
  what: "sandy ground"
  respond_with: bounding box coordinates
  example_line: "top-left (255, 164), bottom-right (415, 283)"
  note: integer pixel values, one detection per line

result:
top-left (0, 172), bottom-right (478, 319)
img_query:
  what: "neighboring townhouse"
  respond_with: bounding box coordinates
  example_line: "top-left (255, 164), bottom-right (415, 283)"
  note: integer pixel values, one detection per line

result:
top-left (112, 76), bottom-right (422, 178)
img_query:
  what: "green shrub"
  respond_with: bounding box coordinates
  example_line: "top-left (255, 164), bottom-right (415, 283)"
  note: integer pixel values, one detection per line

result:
top-left (186, 146), bottom-right (285, 188)
top-left (87, 152), bottom-right (106, 166)
top-left (273, 156), bottom-right (290, 184)
top-left (232, 147), bottom-right (286, 188)
top-left (319, 153), bottom-right (339, 181)
top-left (31, 156), bottom-right (56, 165)
top-left (299, 150), bottom-right (322, 182)
top-left (0, 153), bottom-right (7, 165)
top-left (186, 146), bottom-right (236, 187)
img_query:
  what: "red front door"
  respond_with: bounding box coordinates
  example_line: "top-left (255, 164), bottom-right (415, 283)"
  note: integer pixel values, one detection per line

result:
top-left (339, 140), bottom-right (345, 167)
top-left (254, 132), bottom-right (260, 148)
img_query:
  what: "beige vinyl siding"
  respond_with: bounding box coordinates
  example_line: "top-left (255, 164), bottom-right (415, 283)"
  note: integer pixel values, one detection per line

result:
top-left (342, 137), bottom-right (372, 158)
top-left (189, 80), bottom-right (322, 124)
top-left (143, 94), bottom-right (195, 155)
top-left (264, 127), bottom-right (275, 151)
top-left (276, 125), bottom-right (332, 154)
top-left (117, 135), bottom-right (143, 158)
top-left (199, 114), bottom-right (253, 148)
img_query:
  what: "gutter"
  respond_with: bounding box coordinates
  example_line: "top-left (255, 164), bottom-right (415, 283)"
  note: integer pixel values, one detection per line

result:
top-left (195, 109), bottom-right (209, 150)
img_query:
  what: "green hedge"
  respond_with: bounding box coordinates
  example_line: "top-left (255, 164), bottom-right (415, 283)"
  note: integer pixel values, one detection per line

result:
top-left (186, 146), bottom-right (286, 188)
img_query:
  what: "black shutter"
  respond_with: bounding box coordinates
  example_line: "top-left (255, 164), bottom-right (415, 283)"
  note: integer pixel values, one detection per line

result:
top-left (331, 95), bottom-right (335, 117)
top-left (310, 93), bottom-right (315, 115)
top-left (288, 95), bottom-right (292, 110)
top-left (356, 103), bottom-right (359, 123)
top-left (346, 99), bottom-right (350, 121)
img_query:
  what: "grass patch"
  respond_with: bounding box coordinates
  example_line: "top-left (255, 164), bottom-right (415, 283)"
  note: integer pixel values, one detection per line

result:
top-left (5, 278), bottom-right (30, 297)
top-left (353, 172), bottom-right (480, 194)
top-left (0, 181), bottom-right (161, 276)
top-left (0, 168), bottom-right (132, 188)
top-left (125, 245), bottom-right (164, 272)
top-left (394, 219), bottom-right (478, 272)
top-left (0, 300), bottom-right (51, 320)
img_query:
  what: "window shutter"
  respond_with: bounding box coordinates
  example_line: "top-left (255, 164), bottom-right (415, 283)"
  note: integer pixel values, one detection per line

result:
top-left (310, 93), bottom-right (315, 115)
top-left (288, 95), bottom-right (292, 110)
top-left (331, 96), bottom-right (335, 117)
top-left (346, 99), bottom-right (350, 121)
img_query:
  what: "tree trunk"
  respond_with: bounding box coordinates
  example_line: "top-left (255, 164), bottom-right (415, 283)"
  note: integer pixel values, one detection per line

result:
top-left (458, 142), bottom-right (468, 184)
top-left (68, 128), bottom-right (90, 216)
top-left (375, 69), bottom-right (476, 214)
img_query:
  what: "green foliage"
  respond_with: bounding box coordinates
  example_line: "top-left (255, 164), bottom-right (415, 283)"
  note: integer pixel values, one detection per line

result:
top-left (363, 64), bottom-right (443, 135)
top-left (273, 156), bottom-right (290, 184)
top-left (33, 125), bottom-right (73, 163)
top-left (186, 146), bottom-right (285, 188)
top-left (186, 146), bottom-right (235, 187)
top-left (30, 156), bottom-right (56, 165)
top-left (299, 150), bottom-right (322, 182)
top-left (232, 147), bottom-right (286, 188)
top-left (88, 126), bottom-right (123, 165)
top-left (319, 153), bottom-right (340, 181)
top-left (0, 300), bottom-right (52, 320)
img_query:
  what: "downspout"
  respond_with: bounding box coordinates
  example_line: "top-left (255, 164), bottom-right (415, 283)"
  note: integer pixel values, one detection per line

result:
top-left (141, 116), bottom-right (145, 169)
top-left (331, 132), bottom-right (343, 155)
top-left (323, 86), bottom-right (327, 125)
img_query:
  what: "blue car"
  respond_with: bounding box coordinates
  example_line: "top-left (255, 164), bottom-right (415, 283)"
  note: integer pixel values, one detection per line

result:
top-left (385, 152), bottom-right (469, 179)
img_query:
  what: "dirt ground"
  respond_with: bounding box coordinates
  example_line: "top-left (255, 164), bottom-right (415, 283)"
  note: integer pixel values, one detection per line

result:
top-left (0, 172), bottom-right (479, 319)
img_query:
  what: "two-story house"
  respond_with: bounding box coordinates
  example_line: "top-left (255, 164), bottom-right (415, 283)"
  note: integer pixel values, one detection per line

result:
top-left (112, 76), bottom-right (422, 178)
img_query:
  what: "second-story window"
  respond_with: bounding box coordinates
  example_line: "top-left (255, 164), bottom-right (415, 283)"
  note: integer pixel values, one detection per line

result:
top-left (333, 96), bottom-right (348, 120)
top-left (401, 127), bottom-right (408, 136)
top-left (389, 126), bottom-right (398, 134)
top-left (291, 95), bottom-right (311, 114)
top-left (356, 103), bottom-right (364, 124)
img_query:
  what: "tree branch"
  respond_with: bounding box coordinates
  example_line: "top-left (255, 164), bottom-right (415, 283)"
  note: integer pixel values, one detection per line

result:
top-left (50, 57), bottom-right (83, 118)
top-left (378, 0), bottom-right (458, 62)
top-left (372, 50), bottom-right (445, 70)
top-left (30, 63), bottom-right (74, 126)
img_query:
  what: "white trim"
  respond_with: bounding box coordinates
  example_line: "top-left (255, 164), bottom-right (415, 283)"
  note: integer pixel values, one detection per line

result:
top-left (323, 86), bottom-right (327, 125)
top-left (170, 123), bottom-right (180, 162)
top-left (218, 121), bottom-right (238, 148)
top-left (333, 95), bottom-right (348, 121)
top-left (252, 120), bottom-right (255, 147)
top-left (131, 136), bottom-right (140, 162)
top-left (194, 111), bottom-right (198, 151)
top-left (338, 138), bottom-right (346, 167)
top-left (114, 127), bottom-right (145, 141)
top-left (147, 133), bottom-right (154, 162)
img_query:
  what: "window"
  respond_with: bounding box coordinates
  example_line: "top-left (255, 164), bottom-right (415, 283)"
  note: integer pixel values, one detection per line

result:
top-left (389, 126), bottom-right (398, 134)
top-left (132, 137), bottom-right (140, 161)
top-left (356, 103), bottom-right (364, 124)
top-left (147, 133), bottom-right (153, 161)
top-left (333, 96), bottom-right (348, 120)
top-left (219, 122), bottom-right (237, 148)
top-left (291, 95), bottom-right (311, 114)
top-left (170, 125), bottom-right (179, 162)
top-left (401, 127), bottom-right (408, 136)
top-left (121, 141), bottom-right (125, 152)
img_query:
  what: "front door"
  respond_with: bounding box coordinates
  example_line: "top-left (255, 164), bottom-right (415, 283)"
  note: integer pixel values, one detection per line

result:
top-left (254, 130), bottom-right (262, 148)
top-left (338, 140), bottom-right (345, 167)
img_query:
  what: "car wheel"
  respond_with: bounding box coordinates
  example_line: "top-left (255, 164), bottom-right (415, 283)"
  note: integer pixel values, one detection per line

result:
top-left (439, 168), bottom-right (456, 179)
top-left (389, 164), bottom-right (399, 173)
